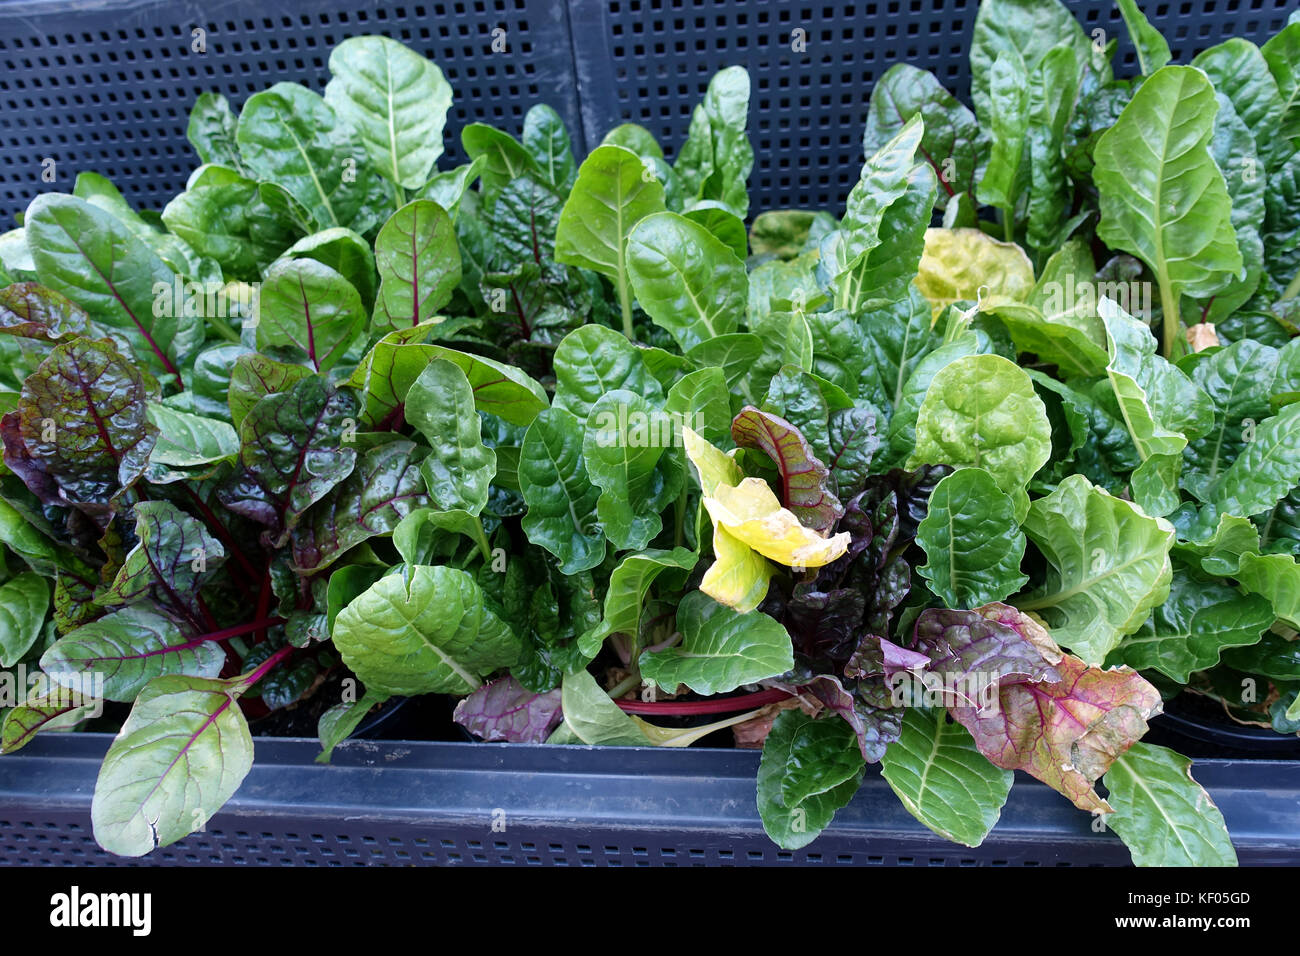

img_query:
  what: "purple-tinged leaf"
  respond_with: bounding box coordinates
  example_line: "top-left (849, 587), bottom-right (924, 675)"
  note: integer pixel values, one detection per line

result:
top-left (879, 637), bottom-right (929, 677)
top-left (101, 501), bottom-right (225, 626)
top-left (290, 439), bottom-right (430, 573)
top-left (950, 651), bottom-right (1162, 813)
top-left (731, 405), bottom-right (843, 534)
top-left (0, 282), bottom-right (90, 341)
top-left (772, 672), bottom-right (902, 762)
top-left (0, 688), bottom-right (99, 754)
top-left (1, 338), bottom-right (156, 528)
top-left (453, 675), bottom-right (563, 743)
top-left (218, 375), bottom-right (358, 542)
top-left (913, 605), bottom-right (1061, 691)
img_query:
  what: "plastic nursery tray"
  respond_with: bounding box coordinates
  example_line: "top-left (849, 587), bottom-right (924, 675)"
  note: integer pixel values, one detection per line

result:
top-left (0, 734), bottom-right (1297, 866)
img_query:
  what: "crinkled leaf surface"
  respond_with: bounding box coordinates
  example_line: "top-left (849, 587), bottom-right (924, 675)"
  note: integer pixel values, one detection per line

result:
top-left (625, 211), bottom-right (744, 351)
top-left (906, 353), bottom-right (1050, 521)
top-left (2, 337), bottom-right (157, 525)
top-left (757, 709), bottom-right (865, 850)
top-left (333, 564), bottom-right (521, 696)
top-left (1115, 568), bottom-right (1273, 682)
top-left (916, 468), bottom-right (1029, 609)
top-left (223, 376), bottom-right (358, 535)
top-left (291, 439), bottom-right (429, 573)
top-left (1018, 474), bottom-right (1174, 664)
top-left (519, 407), bottom-right (605, 574)
top-left (639, 591), bottom-right (794, 695)
top-left (406, 359), bottom-right (496, 515)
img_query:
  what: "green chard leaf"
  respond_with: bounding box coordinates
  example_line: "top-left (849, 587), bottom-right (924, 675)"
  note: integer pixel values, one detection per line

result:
top-left (1115, 568), bottom-right (1273, 682)
top-left (1018, 474), bottom-right (1174, 665)
top-left (405, 359), bottom-right (496, 515)
top-left (236, 82), bottom-right (370, 230)
top-left (42, 605), bottom-right (225, 703)
top-left (881, 708), bottom-right (1013, 848)
top-left (333, 564), bottom-right (522, 696)
top-left (324, 35), bottom-right (453, 191)
top-left (757, 710), bottom-right (865, 850)
top-left (1093, 66), bottom-right (1243, 353)
top-left (916, 467), bottom-right (1029, 609)
top-left (625, 211), bottom-right (744, 351)
top-left (24, 194), bottom-right (197, 380)
top-left (905, 353), bottom-right (1051, 521)
top-left (519, 407), bottom-right (605, 574)
top-left (1102, 743), bottom-right (1237, 867)
top-left (639, 591), bottom-right (794, 696)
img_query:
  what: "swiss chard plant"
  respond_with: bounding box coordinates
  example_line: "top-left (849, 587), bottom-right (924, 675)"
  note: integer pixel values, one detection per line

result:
top-left (0, 1), bottom-right (1296, 865)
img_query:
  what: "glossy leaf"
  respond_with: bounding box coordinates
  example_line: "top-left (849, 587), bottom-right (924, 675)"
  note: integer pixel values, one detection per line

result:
top-left (25, 194), bottom-right (194, 379)
top-left (291, 440), bottom-right (429, 572)
top-left (1213, 403), bottom-right (1300, 519)
top-left (324, 35), bottom-right (452, 190)
top-left (1094, 67), bottom-right (1242, 322)
top-left (333, 564), bottom-right (521, 696)
top-left (757, 709), bottom-right (865, 850)
top-left (639, 591), bottom-right (794, 696)
top-left (236, 82), bottom-right (368, 229)
top-left (1102, 742), bottom-right (1237, 866)
top-left (1018, 474), bottom-right (1174, 665)
top-left (406, 359), bottom-right (496, 515)
top-left (255, 258), bottom-right (365, 373)
top-left (372, 200), bottom-right (461, 333)
top-left (880, 707), bottom-right (1013, 847)
top-left (554, 145), bottom-right (666, 301)
top-left (916, 468), bottom-right (1029, 609)
top-left (223, 376), bottom-right (358, 535)
top-left (0, 572), bottom-right (49, 667)
top-left (92, 674), bottom-right (253, 857)
top-left (1, 337), bottom-right (157, 526)
top-left (519, 407), bottom-right (605, 574)
top-left (1116, 569), bottom-right (1273, 682)
top-left (625, 211), bottom-right (744, 350)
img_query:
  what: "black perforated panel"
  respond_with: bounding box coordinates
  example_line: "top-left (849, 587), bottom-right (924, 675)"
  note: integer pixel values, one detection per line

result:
top-left (2, 736), bottom-right (1297, 866)
top-left (0, 0), bottom-right (581, 225)
top-left (570, 0), bottom-right (1299, 214)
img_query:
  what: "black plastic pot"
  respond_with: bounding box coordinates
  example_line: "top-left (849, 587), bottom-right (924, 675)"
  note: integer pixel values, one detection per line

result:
top-left (1146, 694), bottom-right (1300, 760)
top-left (1, 734), bottom-right (1298, 866)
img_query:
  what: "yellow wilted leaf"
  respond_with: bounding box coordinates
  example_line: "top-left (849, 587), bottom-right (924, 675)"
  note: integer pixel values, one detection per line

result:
top-left (705, 478), bottom-right (851, 568)
top-left (700, 523), bottom-right (775, 613)
top-left (682, 426), bottom-right (742, 496)
top-left (916, 227), bottom-right (1035, 320)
